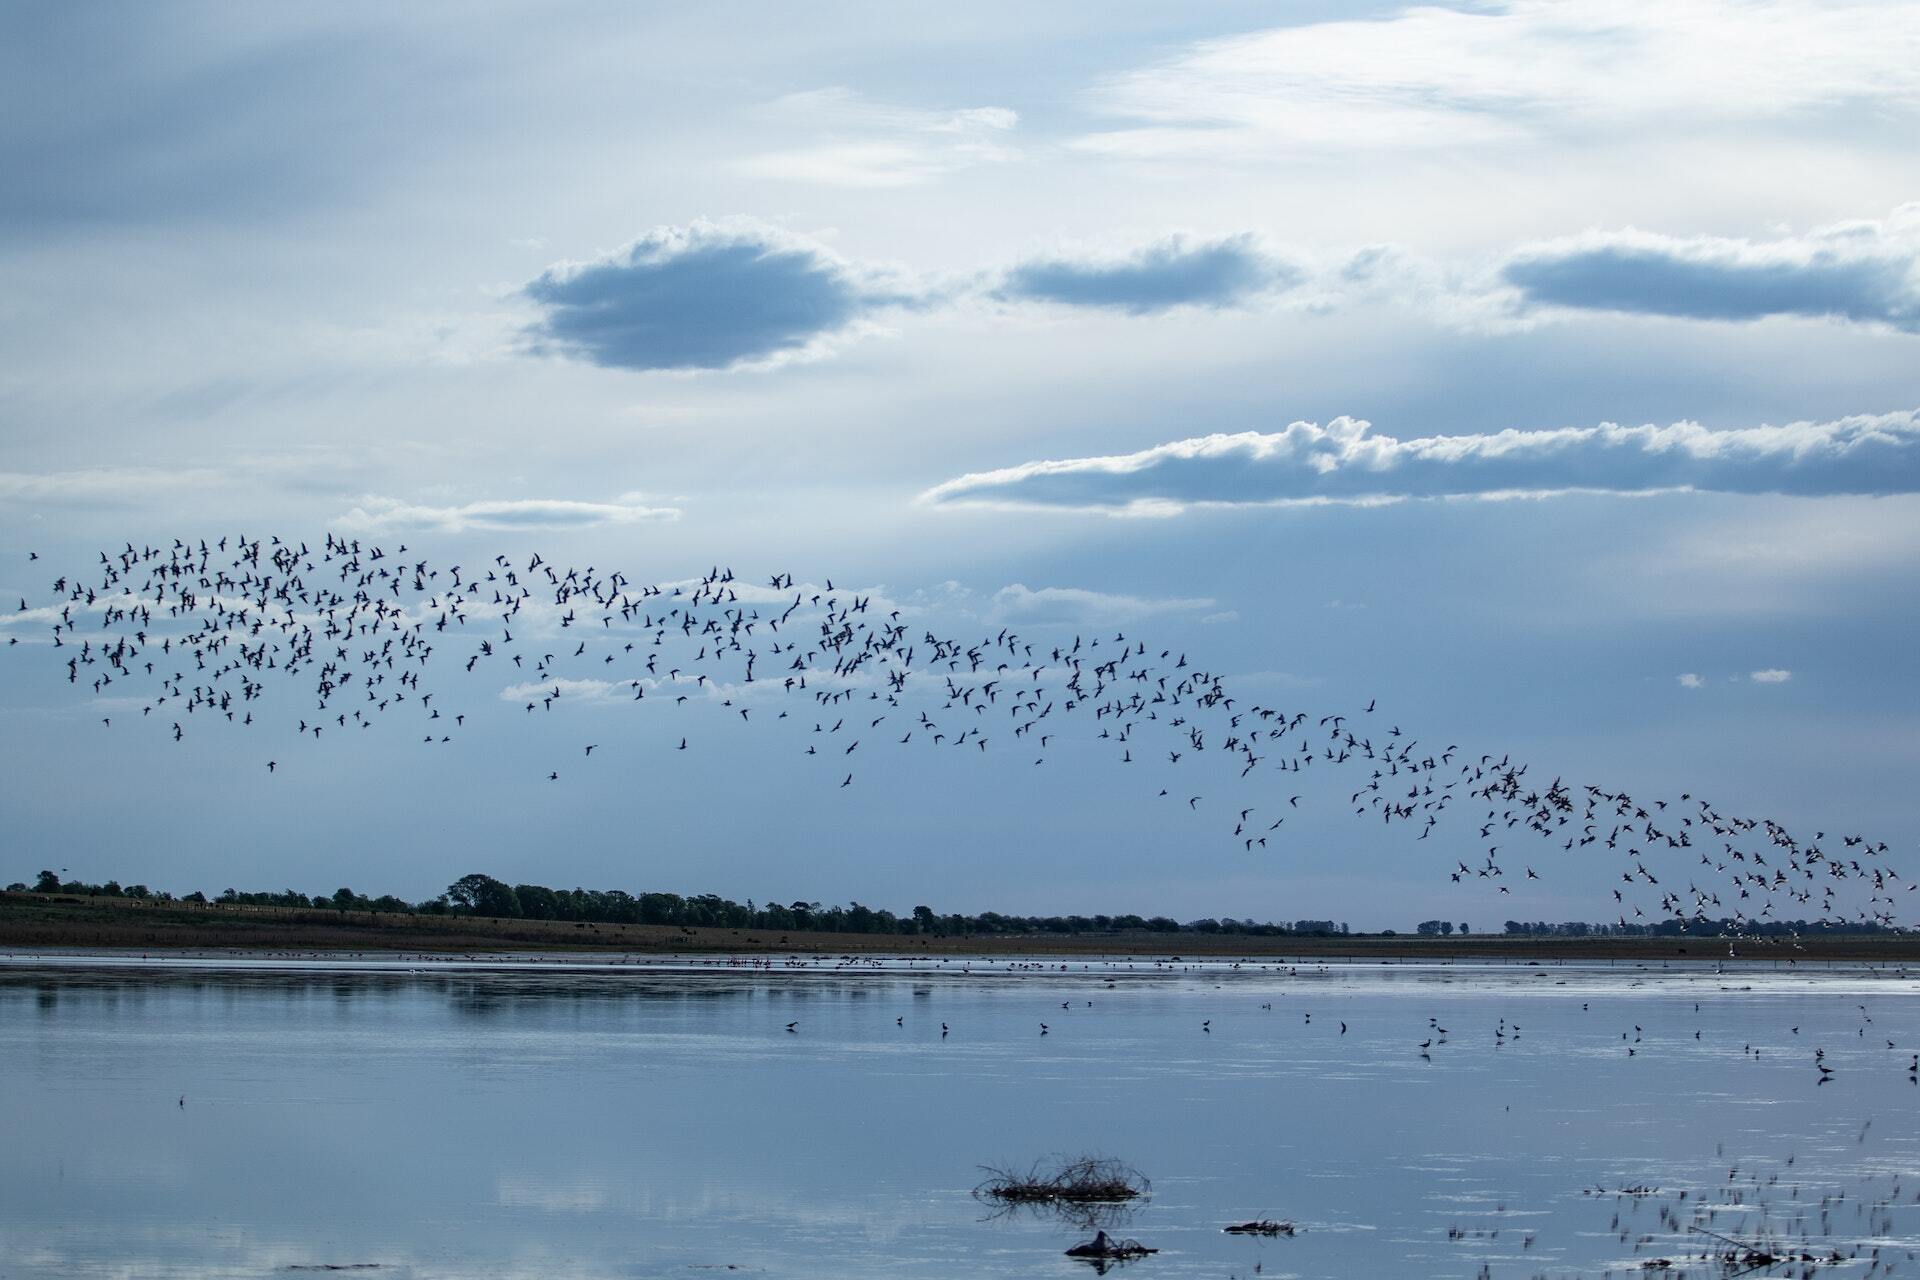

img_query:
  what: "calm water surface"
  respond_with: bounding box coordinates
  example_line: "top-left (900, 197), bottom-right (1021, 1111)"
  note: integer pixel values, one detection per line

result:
top-left (4, 954), bottom-right (1919, 1278)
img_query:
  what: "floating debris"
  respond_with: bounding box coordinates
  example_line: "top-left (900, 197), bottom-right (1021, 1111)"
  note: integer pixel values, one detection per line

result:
top-left (976, 1156), bottom-right (1149, 1206)
top-left (1065, 1230), bottom-right (1157, 1264)
top-left (1224, 1218), bottom-right (1297, 1236)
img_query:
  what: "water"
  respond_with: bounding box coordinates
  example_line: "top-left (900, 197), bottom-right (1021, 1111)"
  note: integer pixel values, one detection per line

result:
top-left (4, 954), bottom-right (1919, 1278)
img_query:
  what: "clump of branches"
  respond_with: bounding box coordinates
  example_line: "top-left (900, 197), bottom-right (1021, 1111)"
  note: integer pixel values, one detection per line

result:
top-left (1224, 1219), bottom-right (1296, 1236)
top-left (976, 1156), bottom-right (1150, 1207)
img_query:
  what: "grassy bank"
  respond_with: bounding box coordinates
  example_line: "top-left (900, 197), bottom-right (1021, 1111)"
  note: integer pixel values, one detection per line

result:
top-left (3, 891), bottom-right (1915, 962)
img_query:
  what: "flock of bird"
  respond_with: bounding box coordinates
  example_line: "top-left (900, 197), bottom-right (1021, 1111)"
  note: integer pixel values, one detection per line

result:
top-left (5, 533), bottom-right (1911, 931)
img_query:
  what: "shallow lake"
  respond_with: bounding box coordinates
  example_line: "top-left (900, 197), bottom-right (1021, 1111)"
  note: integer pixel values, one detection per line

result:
top-left (4, 953), bottom-right (1919, 1278)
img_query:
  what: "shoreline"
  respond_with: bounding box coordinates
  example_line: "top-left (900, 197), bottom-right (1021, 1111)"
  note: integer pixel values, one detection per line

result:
top-left (5, 892), bottom-right (1916, 963)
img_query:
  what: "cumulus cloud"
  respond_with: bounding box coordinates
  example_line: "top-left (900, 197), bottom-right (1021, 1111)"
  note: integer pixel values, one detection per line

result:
top-left (337, 495), bottom-right (680, 533)
top-left (735, 88), bottom-right (1020, 187)
top-left (1678, 673), bottom-right (1706, 689)
top-left (1503, 209), bottom-right (1920, 331)
top-left (1075, 0), bottom-right (1920, 161)
top-left (987, 583), bottom-right (1217, 625)
top-left (1749, 668), bottom-right (1793, 683)
top-left (522, 220), bottom-right (920, 372)
top-left (922, 409), bottom-right (1920, 514)
top-left (511, 206), bottom-right (1919, 379)
top-left (997, 234), bottom-right (1301, 314)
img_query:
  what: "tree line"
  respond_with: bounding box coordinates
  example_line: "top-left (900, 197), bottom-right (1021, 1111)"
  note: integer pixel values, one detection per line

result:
top-left (15, 869), bottom-right (1352, 937)
top-left (10, 870), bottom-right (1897, 938)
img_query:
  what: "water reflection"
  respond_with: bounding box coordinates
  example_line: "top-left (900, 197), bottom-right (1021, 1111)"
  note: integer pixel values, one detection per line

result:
top-left (2, 956), bottom-right (1918, 1277)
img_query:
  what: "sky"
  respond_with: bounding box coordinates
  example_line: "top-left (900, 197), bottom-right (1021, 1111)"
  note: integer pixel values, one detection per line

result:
top-left (2, 0), bottom-right (1917, 928)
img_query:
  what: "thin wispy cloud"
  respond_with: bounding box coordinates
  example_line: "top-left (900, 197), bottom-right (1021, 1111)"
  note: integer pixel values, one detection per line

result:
top-left (1678, 673), bottom-right (1706, 689)
top-left (922, 410), bottom-right (1920, 515)
top-left (1074, 0), bottom-right (1920, 161)
top-left (0, 450), bottom-right (389, 508)
top-left (0, 466), bottom-right (233, 504)
top-left (1503, 209), bottom-right (1920, 332)
top-left (987, 583), bottom-right (1218, 625)
top-left (1749, 668), bottom-right (1793, 683)
top-left (997, 234), bottom-right (1301, 314)
top-left (337, 496), bottom-right (681, 533)
top-left (522, 220), bottom-right (922, 372)
top-left (735, 88), bottom-right (1020, 187)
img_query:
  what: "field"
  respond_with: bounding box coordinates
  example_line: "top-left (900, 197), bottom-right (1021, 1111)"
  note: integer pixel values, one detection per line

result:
top-left (3, 891), bottom-right (1915, 962)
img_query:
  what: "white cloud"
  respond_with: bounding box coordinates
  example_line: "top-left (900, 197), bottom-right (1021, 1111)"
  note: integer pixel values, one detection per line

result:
top-left (498, 678), bottom-right (635, 704)
top-left (922, 409), bottom-right (1920, 514)
top-left (337, 496), bottom-right (681, 533)
top-left (0, 466), bottom-right (230, 503)
top-left (1678, 673), bottom-right (1705, 689)
top-left (735, 88), bottom-right (1020, 187)
top-left (987, 583), bottom-right (1217, 625)
top-left (1749, 668), bottom-right (1793, 683)
top-left (1075, 0), bottom-right (1920, 161)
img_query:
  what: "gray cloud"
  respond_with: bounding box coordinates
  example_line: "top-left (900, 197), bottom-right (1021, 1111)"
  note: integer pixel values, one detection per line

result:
top-left (1503, 213), bottom-right (1920, 331)
top-left (923, 409), bottom-right (1920, 514)
top-left (523, 221), bottom-right (918, 372)
top-left (514, 212), bottom-right (1920, 379)
top-left (997, 234), bottom-right (1300, 314)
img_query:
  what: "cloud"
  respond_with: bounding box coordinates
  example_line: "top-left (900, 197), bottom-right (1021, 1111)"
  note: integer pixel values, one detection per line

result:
top-left (336, 496), bottom-right (680, 533)
top-left (997, 234), bottom-right (1301, 314)
top-left (987, 583), bottom-right (1217, 625)
top-left (498, 678), bottom-right (633, 704)
top-left (0, 466), bottom-right (230, 503)
top-left (735, 88), bottom-right (1020, 187)
top-left (0, 449), bottom-right (393, 509)
top-left (509, 208), bottom-right (1920, 379)
top-left (522, 220), bottom-right (920, 372)
top-left (1503, 209), bottom-right (1920, 331)
top-left (1749, 668), bottom-right (1792, 683)
top-left (1075, 0), bottom-right (1920, 161)
top-left (921, 409), bottom-right (1920, 514)
top-left (1678, 673), bottom-right (1705, 689)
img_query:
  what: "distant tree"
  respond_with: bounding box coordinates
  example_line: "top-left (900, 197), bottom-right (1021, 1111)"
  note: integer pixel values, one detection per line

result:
top-left (515, 884), bottom-right (559, 920)
top-left (34, 869), bottom-right (61, 893)
top-left (1458, 922), bottom-right (1469, 935)
top-left (445, 873), bottom-right (521, 918)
